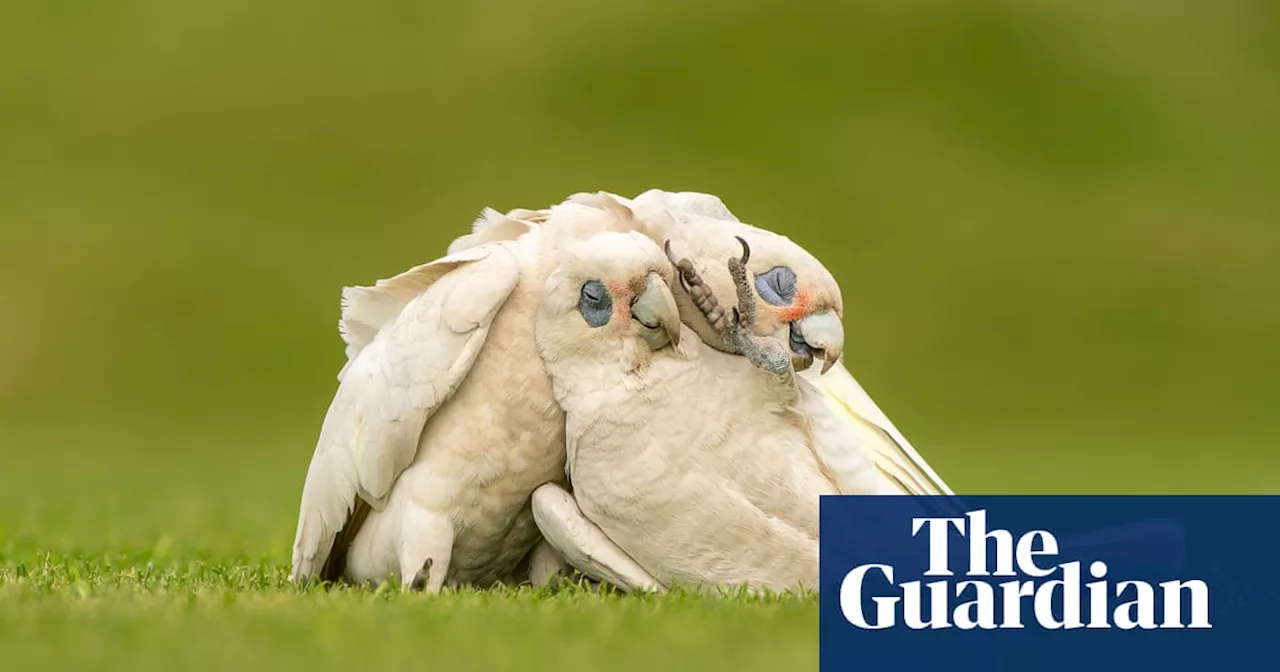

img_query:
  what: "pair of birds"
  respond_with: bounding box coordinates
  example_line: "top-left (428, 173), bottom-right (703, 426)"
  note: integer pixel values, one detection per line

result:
top-left (288, 189), bottom-right (954, 594)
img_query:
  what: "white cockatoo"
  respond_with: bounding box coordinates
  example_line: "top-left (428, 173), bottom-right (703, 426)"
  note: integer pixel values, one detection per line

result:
top-left (448, 189), bottom-right (954, 499)
top-left (629, 190), bottom-right (954, 497)
top-left (289, 199), bottom-right (648, 591)
top-left (529, 228), bottom-right (897, 593)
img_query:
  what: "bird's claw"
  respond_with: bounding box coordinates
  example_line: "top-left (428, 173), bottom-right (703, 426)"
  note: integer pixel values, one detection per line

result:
top-left (665, 240), bottom-right (729, 335)
top-left (726, 236), bottom-right (758, 335)
top-left (665, 238), bottom-right (792, 378)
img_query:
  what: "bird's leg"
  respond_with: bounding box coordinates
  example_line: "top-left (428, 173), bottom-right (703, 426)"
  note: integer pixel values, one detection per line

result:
top-left (665, 238), bottom-right (792, 378)
top-left (724, 238), bottom-right (794, 377)
top-left (398, 505), bottom-right (454, 593)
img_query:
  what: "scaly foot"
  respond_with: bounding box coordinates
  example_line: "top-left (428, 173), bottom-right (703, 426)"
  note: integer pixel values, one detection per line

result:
top-left (665, 238), bottom-right (792, 377)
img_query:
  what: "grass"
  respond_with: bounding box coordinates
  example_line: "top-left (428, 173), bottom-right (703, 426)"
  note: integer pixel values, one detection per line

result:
top-left (0, 550), bottom-right (818, 671)
top-left (3, 425), bottom-right (1273, 672)
top-left (0, 428), bottom-right (821, 672)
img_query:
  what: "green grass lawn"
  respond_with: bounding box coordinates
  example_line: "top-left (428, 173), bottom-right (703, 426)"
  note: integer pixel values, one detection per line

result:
top-left (0, 428), bottom-right (822, 672)
top-left (2, 424), bottom-right (1273, 671)
top-left (0, 558), bottom-right (817, 672)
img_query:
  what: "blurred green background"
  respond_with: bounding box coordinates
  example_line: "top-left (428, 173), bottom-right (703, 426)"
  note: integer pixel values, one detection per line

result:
top-left (1, 0), bottom-right (1277, 563)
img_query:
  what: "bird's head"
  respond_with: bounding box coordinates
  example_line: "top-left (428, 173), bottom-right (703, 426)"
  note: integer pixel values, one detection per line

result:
top-left (654, 217), bottom-right (844, 375)
top-left (535, 229), bottom-right (683, 374)
top-left (738, 230), bottom-right (844, 375)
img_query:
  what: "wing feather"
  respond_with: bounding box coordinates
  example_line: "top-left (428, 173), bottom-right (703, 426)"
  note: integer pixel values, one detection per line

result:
top-left (445, 208), bottom-right (541, 255)
top-left (291, 243), bottom-right (522, 582)
top-left (801, 363), bottom-right (955, 496)
top-left (336, 244), bottom-right (498, 380)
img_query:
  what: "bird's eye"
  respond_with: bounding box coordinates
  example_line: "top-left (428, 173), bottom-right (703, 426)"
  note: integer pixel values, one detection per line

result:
top-left (754, 266), bottom-right (797, 306)
top-left (578, 280), bottom-right (613, 327)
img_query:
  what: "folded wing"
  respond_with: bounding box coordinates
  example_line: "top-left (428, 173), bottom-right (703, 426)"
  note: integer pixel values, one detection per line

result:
top-left (290, 244), bottom-right (522, 581)
top-left (800, 364), bottom-right (954, 496)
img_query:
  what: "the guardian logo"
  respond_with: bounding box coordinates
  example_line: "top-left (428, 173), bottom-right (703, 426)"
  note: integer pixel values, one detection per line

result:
top-left (839, 509), bottom-right (1211, 631)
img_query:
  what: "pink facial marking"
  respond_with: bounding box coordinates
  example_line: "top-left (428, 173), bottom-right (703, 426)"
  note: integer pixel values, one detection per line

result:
top-left (779, 287), bottom-right (814, 322)
top-left (609, 282), bottom-right (634, 321)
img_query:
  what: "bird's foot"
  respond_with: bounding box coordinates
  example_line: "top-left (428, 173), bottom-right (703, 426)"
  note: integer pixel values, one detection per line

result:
top-left (664, 238), bottom-right (792, 377)
top-left (665, 240), bottom-right (729, 334)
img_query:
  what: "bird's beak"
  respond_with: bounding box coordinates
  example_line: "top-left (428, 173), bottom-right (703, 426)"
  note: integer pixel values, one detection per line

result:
top-left (793, 310), bottom-right (844, 375)
top-left (632, 272), bottom-right (682, 350)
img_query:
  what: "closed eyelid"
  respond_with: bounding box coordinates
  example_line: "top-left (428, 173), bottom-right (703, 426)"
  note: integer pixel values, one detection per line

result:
top-left (578, 280), bottom-right (613, 327)
top-left (754, 266), bottom-right (797, 306)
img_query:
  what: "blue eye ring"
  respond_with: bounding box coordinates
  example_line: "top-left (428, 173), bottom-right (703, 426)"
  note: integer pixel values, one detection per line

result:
top-left (754, 266), bottom-right (797, 306)
top-left (578, 280), bottom-right (613, 327)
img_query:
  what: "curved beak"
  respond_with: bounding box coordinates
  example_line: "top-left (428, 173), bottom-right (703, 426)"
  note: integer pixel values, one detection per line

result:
top-left (792, 310), bottom-right (844, 375)
top-left (631, 272), bottom-right (682, 350)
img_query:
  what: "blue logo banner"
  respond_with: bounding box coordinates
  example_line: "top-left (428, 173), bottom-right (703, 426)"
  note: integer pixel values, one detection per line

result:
top-left (819, 495), bottom-right (1280, 671)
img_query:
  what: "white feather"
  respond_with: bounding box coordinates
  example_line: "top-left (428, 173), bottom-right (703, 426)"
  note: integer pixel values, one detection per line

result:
top-left (292, 244), bottom-right (522, 581)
